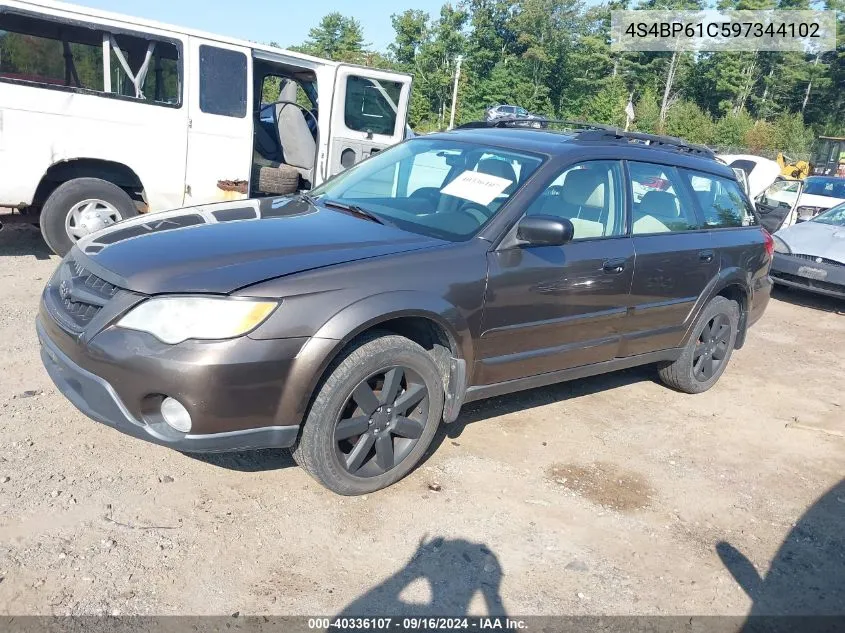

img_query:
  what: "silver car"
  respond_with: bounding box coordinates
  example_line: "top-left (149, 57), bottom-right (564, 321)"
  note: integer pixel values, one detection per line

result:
top-left (770, 202), bottom-right (845, 299)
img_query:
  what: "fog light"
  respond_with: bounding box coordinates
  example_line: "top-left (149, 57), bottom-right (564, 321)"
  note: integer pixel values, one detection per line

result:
top-left (160, 397), bottom-right (192, 433)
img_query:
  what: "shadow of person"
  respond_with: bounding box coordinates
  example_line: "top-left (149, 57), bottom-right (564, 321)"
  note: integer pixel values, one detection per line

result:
top-left (717, 479), bottom-right (844, 625)
top-left (330, 537), bottom-right (506, 630)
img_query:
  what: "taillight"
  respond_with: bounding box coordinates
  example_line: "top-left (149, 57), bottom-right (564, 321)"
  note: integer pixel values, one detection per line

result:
top-left (762, 228), bottom-right (774, 258)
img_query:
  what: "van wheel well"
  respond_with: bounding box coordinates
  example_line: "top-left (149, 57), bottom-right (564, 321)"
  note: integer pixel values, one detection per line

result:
top-left (32, 159), bottom-right (146, 211)
top-left (717, 284), bottom-right (748, 348)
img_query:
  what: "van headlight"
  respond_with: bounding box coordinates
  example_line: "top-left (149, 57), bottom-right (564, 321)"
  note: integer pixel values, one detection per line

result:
top-left (117, 297), bottom-right (278, 344)
top-left (772, 235), bottom-right (792, 255)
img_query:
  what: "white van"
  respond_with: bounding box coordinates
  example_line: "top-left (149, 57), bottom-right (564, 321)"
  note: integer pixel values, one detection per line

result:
top-left (0, 0), bottom-right (412, 254)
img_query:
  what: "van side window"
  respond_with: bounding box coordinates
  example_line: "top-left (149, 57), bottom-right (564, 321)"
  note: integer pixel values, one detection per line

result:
top-left (0, 11), bottom-right (103, 91)
top-left (199, 45), bottom-right (247, 118)
top-left (629, 162), bottom-right (699, 234)
top-left (526, 160), bottom-right (625, 239)
top-left (344, 75), bottom-right (401, 136)
top-left (683, 170), bottom-right (758, 228)
top-left (109, 34), bottom-right (180, 104)
top-left (0, 10), bottom-right (181, 106)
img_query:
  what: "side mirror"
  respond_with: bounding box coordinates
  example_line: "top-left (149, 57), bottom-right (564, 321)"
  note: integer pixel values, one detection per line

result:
top-left (516, 215), bottom-right (574, 246)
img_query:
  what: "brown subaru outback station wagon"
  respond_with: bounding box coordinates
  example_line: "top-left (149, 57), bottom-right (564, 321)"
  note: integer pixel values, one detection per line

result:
top-left (37, 122), bottom-right (774, 495)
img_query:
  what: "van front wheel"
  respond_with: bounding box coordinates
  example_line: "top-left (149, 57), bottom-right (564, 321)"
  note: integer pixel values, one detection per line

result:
top-left (40, 178), bottom-right (139, 256)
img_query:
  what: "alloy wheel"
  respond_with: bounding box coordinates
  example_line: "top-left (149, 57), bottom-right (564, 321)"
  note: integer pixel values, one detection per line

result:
top-left (693, 313), bottom-right (732, 381)
top-left (334, 366), bottom-right (429, 478)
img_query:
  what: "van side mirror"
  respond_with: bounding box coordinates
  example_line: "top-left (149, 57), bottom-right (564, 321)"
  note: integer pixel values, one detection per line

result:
top-left (516, 215), bottom-right (574, 246)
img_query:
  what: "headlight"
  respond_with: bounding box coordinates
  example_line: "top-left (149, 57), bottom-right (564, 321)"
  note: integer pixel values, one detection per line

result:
top-left (117, 297), bottom-right (278, 344)
top-left (772, 234), bottom-right (791, 255)
top-left (796, 206), bottom-right (821, 219)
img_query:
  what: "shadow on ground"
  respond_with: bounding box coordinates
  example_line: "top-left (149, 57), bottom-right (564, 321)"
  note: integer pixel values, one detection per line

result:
top-left (771, 285), bottom-right (844, 314)
top-left (0, 224), bottom-right (53, 260)
top-left (717, 478), bottom-right (845, 620)
top-left (329, 536), bottom-right (505, 627)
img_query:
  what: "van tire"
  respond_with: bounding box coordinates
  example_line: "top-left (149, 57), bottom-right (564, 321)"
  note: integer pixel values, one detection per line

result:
top-left (40, 178), bottom-right (138, 256)
top-left (658, 296), bottom-right (740, 394)
top-left (255, 164), bottom-right (300, 195)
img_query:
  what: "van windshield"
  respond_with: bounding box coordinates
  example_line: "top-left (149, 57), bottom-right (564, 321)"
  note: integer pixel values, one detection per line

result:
top-left (310, 138), bottom-right (544, 241)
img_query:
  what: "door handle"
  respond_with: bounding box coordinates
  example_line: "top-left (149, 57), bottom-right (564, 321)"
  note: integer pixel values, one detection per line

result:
top-left (602, 258), bottom-right (626, 274)
top-left (699, 249), bottom-right (715, 263)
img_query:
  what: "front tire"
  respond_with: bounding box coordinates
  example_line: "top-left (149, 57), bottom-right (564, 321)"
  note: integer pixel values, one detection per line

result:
top-left (292, 333), bottom-right (445, 495)
top-left (658, 296), bottom-right (740, 394)
top-left (40, 178), bottom-right (138, 256)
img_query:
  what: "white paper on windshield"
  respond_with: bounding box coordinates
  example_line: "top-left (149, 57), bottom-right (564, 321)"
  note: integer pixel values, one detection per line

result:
top-left (440, 170), bottom-right (512, 206)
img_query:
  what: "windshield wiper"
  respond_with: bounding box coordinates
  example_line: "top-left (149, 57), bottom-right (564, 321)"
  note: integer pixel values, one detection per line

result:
top-left (320, 199), bottom-right (391, 226)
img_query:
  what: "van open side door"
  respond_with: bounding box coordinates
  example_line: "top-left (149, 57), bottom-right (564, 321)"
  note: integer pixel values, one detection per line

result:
top-left (325, 66), bottom-right (411, 179)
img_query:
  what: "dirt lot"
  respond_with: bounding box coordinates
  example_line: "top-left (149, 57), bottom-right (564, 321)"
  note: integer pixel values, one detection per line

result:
top-left (1, 224), bottom-right (842, 618)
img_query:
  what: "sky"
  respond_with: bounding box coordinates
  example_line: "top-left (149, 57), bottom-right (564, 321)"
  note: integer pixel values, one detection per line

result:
top-left (78, 0), bottom-right (447, 52)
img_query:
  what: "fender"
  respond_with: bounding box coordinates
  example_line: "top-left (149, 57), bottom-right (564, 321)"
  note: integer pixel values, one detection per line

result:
top-left (680, 266), bottom-right (752, 348)
top-left (279, 291), bottom-right (474, 429)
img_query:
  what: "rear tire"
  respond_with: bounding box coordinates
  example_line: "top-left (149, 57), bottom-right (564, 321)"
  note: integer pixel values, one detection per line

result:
top-left (292, 333), bottom-right (444, 495)
top-left (40, 178), bottom-right (138, 256)
top-left (658, 296), bottom-right (740, 394)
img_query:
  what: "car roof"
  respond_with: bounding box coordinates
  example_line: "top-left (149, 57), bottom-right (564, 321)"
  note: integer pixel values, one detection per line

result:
top-left (424, 127), bottom-right (734, 177)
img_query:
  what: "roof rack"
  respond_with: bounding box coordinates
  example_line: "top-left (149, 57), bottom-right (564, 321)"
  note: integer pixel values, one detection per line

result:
top-left (456, 118), bottom-right (716, 159)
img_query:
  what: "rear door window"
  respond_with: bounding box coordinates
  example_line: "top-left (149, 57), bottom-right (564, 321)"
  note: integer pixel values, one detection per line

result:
top-left (199, 45), bottom-right (247, 117)
top-left (344, 75), bottom-right (401, 136)
top-left (628, 162), bottom-right (700, 234)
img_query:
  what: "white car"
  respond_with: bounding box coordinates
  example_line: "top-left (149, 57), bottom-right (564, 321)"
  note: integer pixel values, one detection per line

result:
top-left (718, 154), bottom-right (782, 199)
top-left (755, 176), bottom-right (845, 233)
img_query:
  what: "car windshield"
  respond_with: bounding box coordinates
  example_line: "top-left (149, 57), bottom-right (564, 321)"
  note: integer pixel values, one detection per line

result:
top-left (811, 202), bottom-right (845, 226)
top-left (757, 179), bottom-right (801, 209)
top-left (803, 177), bottom-right (845, 198)
top-left (309, 138), bottom-right (545, 241)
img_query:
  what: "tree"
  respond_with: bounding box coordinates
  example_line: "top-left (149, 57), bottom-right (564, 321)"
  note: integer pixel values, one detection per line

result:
top-left (302, 13), bottom-right (367, 62)
top-left (389, 10), bottom-right (429, 67)
top-left (583, 76), bottom-right (629, 126)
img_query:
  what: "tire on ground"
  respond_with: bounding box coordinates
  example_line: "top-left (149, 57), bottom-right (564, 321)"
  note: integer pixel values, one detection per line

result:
top-left (658, 295), bottom-right (740, 394)
top-left (292, 332), bottom-right (445, 496)
top-left (255, 164), bottom-right (300, 195)
top-left (40, 177), bottom-right (138, 257)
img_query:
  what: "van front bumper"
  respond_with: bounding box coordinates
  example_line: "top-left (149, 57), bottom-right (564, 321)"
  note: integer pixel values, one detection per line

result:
top-left (36, 315), bottom-right (307, 453)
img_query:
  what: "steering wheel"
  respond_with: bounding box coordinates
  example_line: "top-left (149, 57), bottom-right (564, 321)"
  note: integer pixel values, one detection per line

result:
top-left (261, 100), bottom-right (319, 138)
top-left (459, 201), bottom-right (495, 224)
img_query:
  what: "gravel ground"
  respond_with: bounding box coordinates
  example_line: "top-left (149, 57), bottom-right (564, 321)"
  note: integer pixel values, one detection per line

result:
top-left (0, 224), bottom-right (842, 618)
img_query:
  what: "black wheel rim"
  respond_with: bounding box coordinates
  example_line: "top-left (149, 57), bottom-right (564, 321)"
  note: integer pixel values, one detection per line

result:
top-left (334, 366), bottom-right (429, 478)
top-left (693, 313), bottom-right (732, 382)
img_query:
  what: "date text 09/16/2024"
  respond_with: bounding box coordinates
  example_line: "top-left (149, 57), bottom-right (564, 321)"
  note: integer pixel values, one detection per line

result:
top-left (307, 617), bottom-right (528, 630)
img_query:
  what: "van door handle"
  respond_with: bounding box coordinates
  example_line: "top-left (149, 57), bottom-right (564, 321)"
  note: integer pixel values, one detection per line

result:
top-left (699, 249), bottom-right (715, 263)
top-left (602, 258), bottom-right (626, 274)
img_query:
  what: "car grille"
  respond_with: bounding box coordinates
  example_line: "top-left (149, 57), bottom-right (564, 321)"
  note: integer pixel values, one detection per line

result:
top-left (771, 271), bottom-right (845, 296)
top-left (47, 256), bottom-right (121, 333)
top-left (793, 254), bottom-right (845, 268)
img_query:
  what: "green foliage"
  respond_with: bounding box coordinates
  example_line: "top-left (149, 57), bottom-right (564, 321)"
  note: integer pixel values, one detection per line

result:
top-left (301, 13), bottom-right (367, 63)
top-left (713, 110), bottom-right (755, 147)
top-left (291, 3), bottom-right (839, 154)
top-left (665, 101), bottom-right (714, 144)
top-left (583, 77), bottom-right (629, 128)
top-left (633, 87), bottom-right (661, 133)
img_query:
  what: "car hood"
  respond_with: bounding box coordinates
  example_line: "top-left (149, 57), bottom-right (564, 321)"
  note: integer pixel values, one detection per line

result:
top-left (73, 196), bottom-right (444, 295)
top-left (777, 221), bottom-right (845, 263)
top-left (798, 193), bottom-right (845, 210)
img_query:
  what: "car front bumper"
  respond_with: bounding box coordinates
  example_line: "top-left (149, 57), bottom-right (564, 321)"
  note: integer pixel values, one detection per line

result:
top-left (770, 253), bottom-right (845, 299)
top-left (36, 308), bottom-right (326, 453)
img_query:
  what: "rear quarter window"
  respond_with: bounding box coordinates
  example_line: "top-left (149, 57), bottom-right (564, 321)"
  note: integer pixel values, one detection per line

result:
top-left (682, 170), bottom-right (757, 228)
